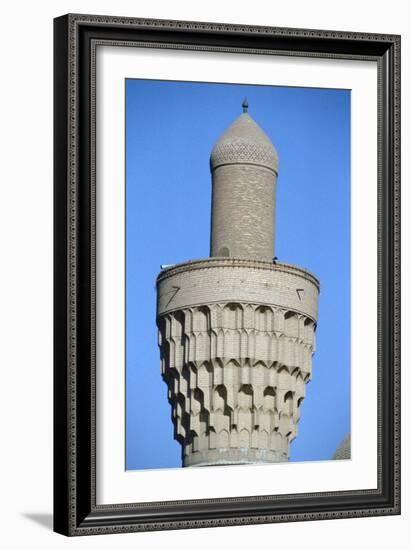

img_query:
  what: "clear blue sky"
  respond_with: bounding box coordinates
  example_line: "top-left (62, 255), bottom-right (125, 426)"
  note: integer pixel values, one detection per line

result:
top-left (125, 79), bottom-right (350, 470)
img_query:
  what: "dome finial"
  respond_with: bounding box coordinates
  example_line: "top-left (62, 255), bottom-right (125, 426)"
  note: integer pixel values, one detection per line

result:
top-left (242, 97), bottom-right (249, 113)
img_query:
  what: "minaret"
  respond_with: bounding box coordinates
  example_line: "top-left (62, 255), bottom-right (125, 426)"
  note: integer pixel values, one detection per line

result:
top-left (210, 98), bottom-right (279, 260)
top-left (156, 101), bottom-right (319, 467)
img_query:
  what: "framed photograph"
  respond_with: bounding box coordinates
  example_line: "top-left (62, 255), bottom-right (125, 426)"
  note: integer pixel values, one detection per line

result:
top-left (53, 14), bottom-right (401, 536)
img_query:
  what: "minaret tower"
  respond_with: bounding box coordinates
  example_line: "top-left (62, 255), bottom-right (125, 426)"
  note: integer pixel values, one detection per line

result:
top-left (156, 100), bottom-right (320, 467)
top-left (210, 98), bottom-right (278, 261)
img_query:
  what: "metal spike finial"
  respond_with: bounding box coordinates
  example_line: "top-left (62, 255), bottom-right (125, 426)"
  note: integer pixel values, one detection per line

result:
top-left (242, 97), bottom-right (249, 113)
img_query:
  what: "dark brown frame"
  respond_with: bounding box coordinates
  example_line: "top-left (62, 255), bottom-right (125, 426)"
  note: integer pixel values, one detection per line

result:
top-left (54, 13), bottom-right (401, 536)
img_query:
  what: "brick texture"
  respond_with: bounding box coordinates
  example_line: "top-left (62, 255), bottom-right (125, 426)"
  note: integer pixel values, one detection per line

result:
top-left (155, 109), bottom-right (320, 467)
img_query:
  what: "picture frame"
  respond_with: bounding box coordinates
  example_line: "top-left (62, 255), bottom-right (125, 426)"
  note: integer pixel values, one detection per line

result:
top-left (53, 13), bottom-right (401, 536)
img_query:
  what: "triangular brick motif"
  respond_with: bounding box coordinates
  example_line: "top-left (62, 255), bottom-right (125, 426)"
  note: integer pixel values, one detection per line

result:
top-left (296, 288), bottom-right (305, 301)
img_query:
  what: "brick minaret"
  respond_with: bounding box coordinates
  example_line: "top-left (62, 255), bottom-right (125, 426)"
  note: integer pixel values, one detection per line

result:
top-left (210, 98), bottom-right (278, 261)
top-left (156, 101), bottom-right (319, 467)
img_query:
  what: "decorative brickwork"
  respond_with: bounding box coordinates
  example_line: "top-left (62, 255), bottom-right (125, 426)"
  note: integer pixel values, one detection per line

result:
top-left (158, 302), bottom-right (316, 466)
top-left (157, 259), bottom-right (319, 321)
top-left (210, 113), bottom-right (278, 261)
top-left (156, 105), bottom-right (319, 467)
top-left (210, 113), bottom-right (279, 174)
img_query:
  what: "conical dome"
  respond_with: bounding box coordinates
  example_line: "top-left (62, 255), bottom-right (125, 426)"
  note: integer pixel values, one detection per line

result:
top-left (210, 111), bottom-right (279, 175)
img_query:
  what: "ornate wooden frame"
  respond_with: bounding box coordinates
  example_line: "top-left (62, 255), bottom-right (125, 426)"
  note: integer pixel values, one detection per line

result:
top-left (53, 13), bottom-right (400, 536)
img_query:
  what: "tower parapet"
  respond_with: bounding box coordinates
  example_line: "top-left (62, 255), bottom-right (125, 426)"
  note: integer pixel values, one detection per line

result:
top-left (156, 102), bottom-right (319, 467)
